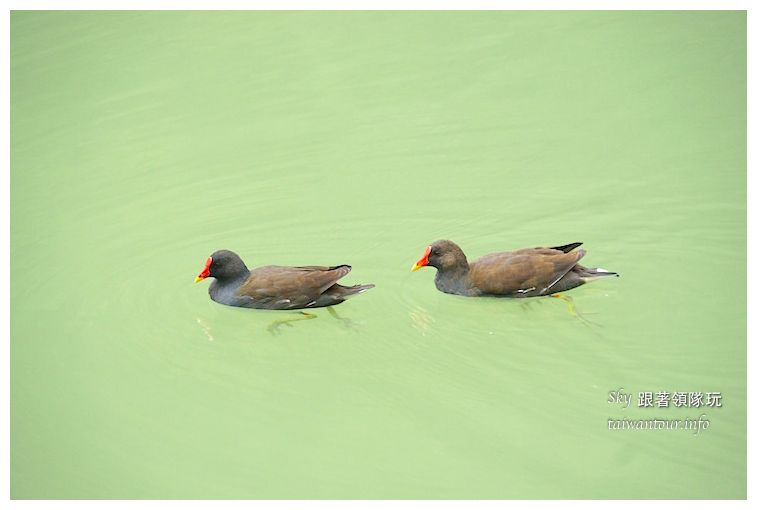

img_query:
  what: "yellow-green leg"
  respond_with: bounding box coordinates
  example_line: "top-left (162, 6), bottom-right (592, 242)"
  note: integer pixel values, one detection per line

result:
top-left (550, 293), bottom-right (598, 326)
top-left (267, 311), bottom-right (317, 335)
top-left (327, 306), bottom-right (357, 329)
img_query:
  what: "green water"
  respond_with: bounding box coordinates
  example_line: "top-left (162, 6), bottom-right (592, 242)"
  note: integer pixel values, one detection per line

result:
top-left (11, 11), bottom-right (746, 499)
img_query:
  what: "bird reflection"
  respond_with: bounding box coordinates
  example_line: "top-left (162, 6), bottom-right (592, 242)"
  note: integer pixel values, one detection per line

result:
top-left (196, 318), bottom-right (215, 342)
top-left (409, 306), bottom-right (434, 335)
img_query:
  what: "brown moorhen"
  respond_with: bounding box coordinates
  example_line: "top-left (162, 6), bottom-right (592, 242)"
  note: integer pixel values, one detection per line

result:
top-left (412, 240), bottom-right (617, 297)
top-left (195, 249), bottom-right (374, 310)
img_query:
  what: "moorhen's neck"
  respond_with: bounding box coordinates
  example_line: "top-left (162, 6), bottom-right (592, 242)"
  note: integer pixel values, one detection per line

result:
top-left (216, 266), bottom-right (250, 285)
top-left (208, 264), bottom-right (251, 306)
top-left (434, 261), bottom-right (470, 295)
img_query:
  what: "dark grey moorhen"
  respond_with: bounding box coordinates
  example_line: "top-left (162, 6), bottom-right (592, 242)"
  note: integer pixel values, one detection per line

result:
top-left (412, 240), bottom-right (617, 297)
top-left (195, 249), bottom-right (374, 310)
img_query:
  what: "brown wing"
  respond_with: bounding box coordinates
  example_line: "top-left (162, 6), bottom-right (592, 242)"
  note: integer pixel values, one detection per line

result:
top-left (468, 248), bottom-right (585, 296)
top-left (235, 265), bottom-right (351, 308)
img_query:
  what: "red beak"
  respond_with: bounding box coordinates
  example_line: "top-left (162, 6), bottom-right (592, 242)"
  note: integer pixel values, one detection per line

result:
top-left (411, 246), bottom-right (431, 272)
top-left (195, 256), bottom-right (212, 283)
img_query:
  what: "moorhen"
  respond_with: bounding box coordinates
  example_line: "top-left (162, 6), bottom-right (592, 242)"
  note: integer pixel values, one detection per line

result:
top-left (411, 240), bottom-right (617, 297)
top-left (195, 249), bottom-right (374, 310)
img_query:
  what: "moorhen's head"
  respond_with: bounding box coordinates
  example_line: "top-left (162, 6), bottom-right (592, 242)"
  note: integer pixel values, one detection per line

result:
top-left (411, 240), bottom-right (469, 273)
top-left (194, 249), bottom-right (250, 283)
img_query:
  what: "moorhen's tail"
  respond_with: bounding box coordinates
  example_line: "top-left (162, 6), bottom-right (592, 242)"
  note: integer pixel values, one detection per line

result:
top-left (574, 264), bottom-right (619, 281)
top-left (540, 264), bottom-right (617, 295)
top-left (550, 242), bottom-right (583, 253)
top-left (336, 283), bottom-right (376, 297)
top-left (311, 283), bottom-right (375, 308)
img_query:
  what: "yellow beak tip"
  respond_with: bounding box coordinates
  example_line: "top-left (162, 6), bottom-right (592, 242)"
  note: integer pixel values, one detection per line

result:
top-left (194, 276), bottom-right (204, 283)
top-left (411, 264), bottom-right (421, 272)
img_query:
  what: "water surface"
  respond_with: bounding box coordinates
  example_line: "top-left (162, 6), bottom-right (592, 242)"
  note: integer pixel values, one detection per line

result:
top-left (11, 11), bottom-right (746, 499)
